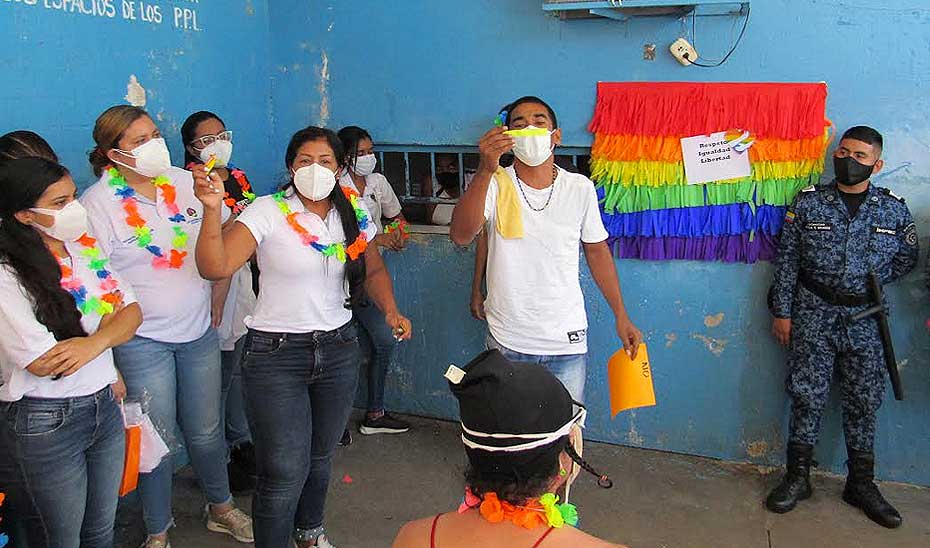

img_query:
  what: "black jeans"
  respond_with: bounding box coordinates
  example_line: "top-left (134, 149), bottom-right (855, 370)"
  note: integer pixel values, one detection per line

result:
top-left (242, 321), bottom-right (360, 548)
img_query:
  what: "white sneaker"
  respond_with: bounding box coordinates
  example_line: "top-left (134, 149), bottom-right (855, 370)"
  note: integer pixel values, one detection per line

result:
top-left (293, 534), bottom-right (337, 548)
top-left (206, 504), bottom-right (254, 543)
top-left (139, 537), bottom-right (171, 548)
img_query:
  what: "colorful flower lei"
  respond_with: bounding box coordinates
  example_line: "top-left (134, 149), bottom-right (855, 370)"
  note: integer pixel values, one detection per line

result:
top-left (383, 218), bottom-right (410, 240)
top-left (106, 167), bottom-right (188, 269)
top-left (273, 185), bottom-right (370, 262)
top-left (53, 234), bottom-right (122, 317)
top-left (458, 488), bottom-right (578, 529)
top-left (185, 162), bottom-right (256, 214)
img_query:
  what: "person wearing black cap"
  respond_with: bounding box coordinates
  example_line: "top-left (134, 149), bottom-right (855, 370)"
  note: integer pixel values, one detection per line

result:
top-left (393, 350), bottom-right (626, 547)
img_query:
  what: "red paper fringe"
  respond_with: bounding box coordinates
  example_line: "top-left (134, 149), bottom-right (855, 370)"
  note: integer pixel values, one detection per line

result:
top-left (589, 82), bottom-right (828, 140)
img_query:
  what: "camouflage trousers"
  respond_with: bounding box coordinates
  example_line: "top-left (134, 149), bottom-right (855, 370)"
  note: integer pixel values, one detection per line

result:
top-left (786, 289), bottom-right (886, 452)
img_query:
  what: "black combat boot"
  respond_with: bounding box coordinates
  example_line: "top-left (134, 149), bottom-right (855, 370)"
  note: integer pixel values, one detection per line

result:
top-left (842, 448), bottom-right (902, 528)
top-left (765, 442), bottom-right (814, 513)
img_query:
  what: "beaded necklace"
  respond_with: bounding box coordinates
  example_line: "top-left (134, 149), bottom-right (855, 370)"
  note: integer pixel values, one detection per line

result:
top-left (272, 186), bottom-right (370, 262)
top-left (106, 167), bottom-right (188, 269)
top-left (53, 234), bottom-right (122, 317)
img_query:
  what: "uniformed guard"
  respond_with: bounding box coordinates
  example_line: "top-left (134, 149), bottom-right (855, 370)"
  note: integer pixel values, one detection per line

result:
top-left (765, 126), bottom-right (917, 528)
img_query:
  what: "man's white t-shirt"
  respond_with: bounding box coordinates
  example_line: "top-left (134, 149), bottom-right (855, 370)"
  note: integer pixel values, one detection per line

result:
top-left (82, 167), bottom-right (227, 344)
top-left (237, 192), bottom-right (378, 333)
top-left (339, 171), bottom-right (402, 232)
top-left (0, 241), bottom-right (138, 401)
top-left (483, 166), bottom-right (608, 355)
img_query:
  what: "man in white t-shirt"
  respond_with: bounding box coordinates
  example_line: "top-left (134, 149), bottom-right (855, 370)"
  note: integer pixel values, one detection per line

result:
top-left (450, 96), bottom-right (642, 402)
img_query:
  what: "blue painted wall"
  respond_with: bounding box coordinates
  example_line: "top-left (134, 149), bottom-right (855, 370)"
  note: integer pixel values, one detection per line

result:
top-left (284, 0), bottom-right (930, 484)
top-left (0, 0), bottom-right (276, 189)
top-left (4, 0), bottom-right (930, 484)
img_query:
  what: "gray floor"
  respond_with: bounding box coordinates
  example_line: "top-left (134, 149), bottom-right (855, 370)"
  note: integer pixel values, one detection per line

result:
top-left (116, 414), bottom-right (930, 548)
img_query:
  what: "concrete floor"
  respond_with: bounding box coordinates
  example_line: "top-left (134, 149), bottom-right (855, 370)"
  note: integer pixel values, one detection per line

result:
top-left (115, 413), bottom-right (930, 548)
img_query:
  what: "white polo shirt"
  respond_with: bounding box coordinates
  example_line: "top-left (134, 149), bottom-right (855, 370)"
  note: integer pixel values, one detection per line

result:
top-left (482, 166), bottom-right (609, 355)
top-left (82, 167), bottom-right (226, 344)
top-left (0, 240), bottom-right (138, 401)
top-left (237, 191), bottom-right (378, 333)
top-left (339, 171), bottom-right (402, 232)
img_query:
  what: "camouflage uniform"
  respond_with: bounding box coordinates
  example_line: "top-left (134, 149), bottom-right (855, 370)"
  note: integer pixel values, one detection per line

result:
top-left (771, 182), bottom-right (918, 451)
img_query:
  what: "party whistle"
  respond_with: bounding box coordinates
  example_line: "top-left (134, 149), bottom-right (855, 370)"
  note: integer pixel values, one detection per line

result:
top-left (203, 154), bottom-right (217, 175)
top-left (503, 127), bottom-right (549, 137)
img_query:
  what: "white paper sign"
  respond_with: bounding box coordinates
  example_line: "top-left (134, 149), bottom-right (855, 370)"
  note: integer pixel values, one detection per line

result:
top-left (680, 132), bottom-right (752, 185)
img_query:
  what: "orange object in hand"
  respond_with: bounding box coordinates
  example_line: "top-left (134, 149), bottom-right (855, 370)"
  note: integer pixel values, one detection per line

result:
top-left (119, 423), bottom-right (141, 496)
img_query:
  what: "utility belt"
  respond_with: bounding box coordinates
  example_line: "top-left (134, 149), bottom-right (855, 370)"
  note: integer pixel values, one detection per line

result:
top-left (798, 270), bottom-right (869, 307)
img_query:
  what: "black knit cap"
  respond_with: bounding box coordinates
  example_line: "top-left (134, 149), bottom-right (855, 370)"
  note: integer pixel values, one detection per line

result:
top-left (449, 349), bottom-right (574, 482)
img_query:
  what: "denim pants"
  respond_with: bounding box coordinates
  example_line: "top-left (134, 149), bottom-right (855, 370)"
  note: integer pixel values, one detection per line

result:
top-left (0, 387), bottom-right (124, 548)
top-left (352, 303), bottom-right (397, 412)
top-left (486, 334), bottom-right (588, 403)
top-left (221, 336), bottom-right (252, 447)
top-left (241, 322), bottom-right (360, 548)
top-left (113, 329), bottom-right (231, 535)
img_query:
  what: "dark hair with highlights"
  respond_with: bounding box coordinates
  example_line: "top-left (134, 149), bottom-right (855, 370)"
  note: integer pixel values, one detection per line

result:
top-left (181, 111), bottom-right (225, 166)
top-left (283, 126), bottom-right (367, 308)
top-left (0, 158), bottom-right (86, 340)
top-left (0, 131), bottom-right (59, 163)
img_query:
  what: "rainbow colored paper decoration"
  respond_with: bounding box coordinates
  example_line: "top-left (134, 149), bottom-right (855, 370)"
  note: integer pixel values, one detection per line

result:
top-left (588, 82), bottom-right (830, 263)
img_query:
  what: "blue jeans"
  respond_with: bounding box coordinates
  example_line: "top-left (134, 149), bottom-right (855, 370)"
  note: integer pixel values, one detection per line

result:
top-left (241, 322), bottom-right (360, 548)
top-left (113, 329), bottom-right (231, 535)
top-left (486, 334), bottom-right (587, 403)
top-left (221, 337), bottom-right (251, 447)
top-left (352, 303), bottom-right (397, 412)
top-left (0, 416), bottom-right (47, 548)
top-left (0, 387), bottom-right (124, 548)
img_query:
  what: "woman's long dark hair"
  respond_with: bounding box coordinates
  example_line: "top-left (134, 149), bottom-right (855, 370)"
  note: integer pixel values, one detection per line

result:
top-left (181, 111), bottom-right (225, 166)
top-left (337, 125), bottom-right (372, 170)
top-left (0, 130), bottom-right (59, 163)
top-left (284, 126), bottom-right (367, 308)
top-left (0, 158), bottom-right (86, 340)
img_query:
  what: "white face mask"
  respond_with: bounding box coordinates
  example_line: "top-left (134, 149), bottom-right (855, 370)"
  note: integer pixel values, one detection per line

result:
top-left (112, 137), bottom-right (171, 178)
top-left (293, 163), bottom-right (337, 201)
top-left (198, 140), bottom-right (233, 168)
top-left (512, 126), bottom-right (555, 167)
top-left (352, 153), bottom-right (377, 177)
top-left (30, 200), bottom-right (89, 242)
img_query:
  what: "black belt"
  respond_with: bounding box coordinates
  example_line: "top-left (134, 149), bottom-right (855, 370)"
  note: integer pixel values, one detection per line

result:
top-left (799, 271), bottom-right (869, 307)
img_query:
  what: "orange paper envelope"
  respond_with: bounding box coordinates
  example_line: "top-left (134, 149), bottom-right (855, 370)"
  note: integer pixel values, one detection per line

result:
top-left (607, 344), bottom-right (656, 417)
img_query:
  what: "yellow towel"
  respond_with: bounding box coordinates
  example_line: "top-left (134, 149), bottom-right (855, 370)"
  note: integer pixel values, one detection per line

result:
top-left (494, 167), bottom-right (524, 239)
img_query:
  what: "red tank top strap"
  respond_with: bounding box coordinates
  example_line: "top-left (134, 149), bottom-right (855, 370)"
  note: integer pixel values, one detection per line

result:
top-left (430, 514), bottom-right (442, 548)
top-left (531, 527), bottom-right (555, 547)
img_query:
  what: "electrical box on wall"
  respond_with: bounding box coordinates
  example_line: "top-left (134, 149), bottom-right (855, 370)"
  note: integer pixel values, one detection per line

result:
top-left (542, 0), bottom-right (750, 21)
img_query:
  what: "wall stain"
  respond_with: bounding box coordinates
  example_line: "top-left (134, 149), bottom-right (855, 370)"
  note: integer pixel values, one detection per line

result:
top-left (691, 334), bottom-right (728, 357)
top-left (746, 439), bottom-right (769, 459)
top-left (704, 313), bottom-right (724, 328)
top-left (665, 332), bottom-right (678, 348)
top-left (124, 75), bottom-right (146, 107)
top-left (317, 50), bottom-right (330, 126)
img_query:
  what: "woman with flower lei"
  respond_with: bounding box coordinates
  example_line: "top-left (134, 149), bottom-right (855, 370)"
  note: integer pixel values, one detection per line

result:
top-left (393, 350), bottom-right (626, 548)
top-left (0, 158), bottom-right (142, 547)
top-left (194, 126), bottom-right (412, 548)
top-left (82, 105), bottom-right (252, 548)
top-left (182, 110), bottom-right (260, 495)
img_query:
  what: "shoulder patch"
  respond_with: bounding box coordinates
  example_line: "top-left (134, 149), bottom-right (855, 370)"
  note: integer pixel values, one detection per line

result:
top-left (904, 222), bottom-right (918, 246)
top-left (880, 187), bottom-right (906, 203)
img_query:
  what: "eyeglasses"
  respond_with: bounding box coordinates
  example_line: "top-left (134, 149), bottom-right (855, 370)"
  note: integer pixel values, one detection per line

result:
top-left (191, 130), bottom-right (232, 149)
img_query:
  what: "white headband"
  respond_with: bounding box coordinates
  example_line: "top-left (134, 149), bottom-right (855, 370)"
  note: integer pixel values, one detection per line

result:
top-left (461, 408), bottom-right (586, 453)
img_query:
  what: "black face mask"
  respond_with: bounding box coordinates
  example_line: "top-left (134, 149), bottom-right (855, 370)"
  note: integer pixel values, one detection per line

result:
top-left (834, 156), bottom-right (875, 186)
